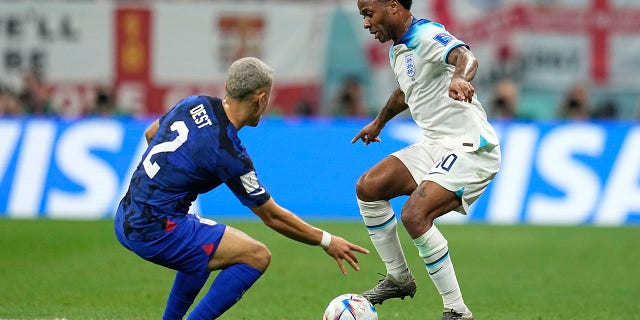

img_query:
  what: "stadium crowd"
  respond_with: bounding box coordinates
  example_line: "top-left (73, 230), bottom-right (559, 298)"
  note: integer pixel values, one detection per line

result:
top-left (0, 70), bottom-right (638, 120)
top-left (0, 71), bottom-right (126, 117)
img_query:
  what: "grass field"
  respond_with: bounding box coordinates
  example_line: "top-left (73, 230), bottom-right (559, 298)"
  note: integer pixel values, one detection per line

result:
top-left (1, 219), bottom-right (639, 320)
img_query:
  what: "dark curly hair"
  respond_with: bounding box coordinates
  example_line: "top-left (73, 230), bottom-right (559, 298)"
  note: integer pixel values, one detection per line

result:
top-left (397, 0), bottom-right (412, 10)
top-left (378, 0), bottom-right (412, 10)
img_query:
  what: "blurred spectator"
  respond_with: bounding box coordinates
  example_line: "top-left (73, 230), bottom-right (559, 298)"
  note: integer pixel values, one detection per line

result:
top-left (332, 76), bottom-right (367, 117)
top-left (591, 99), bottom-right (619, 120)
top-left (19, 71), bottom-right (56, 115)
top-left (0, 86), bottom-right (23, 115)
top-left (488, 78), bottom-right (520, 120)
top-left (89, 85), bottom-right (126, 116)
top-left (558, 84), bottom-right (591, 120)
top-left (293, 88), bottom-right (318, 116)
top-left (294, 96), bottom-right (316, 116)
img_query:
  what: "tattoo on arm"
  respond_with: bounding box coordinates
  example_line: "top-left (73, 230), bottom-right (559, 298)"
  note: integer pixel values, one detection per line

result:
top-left (416, 185), bottom-right (427, 198)
top-left (449, 46), bottom-right (478, 82)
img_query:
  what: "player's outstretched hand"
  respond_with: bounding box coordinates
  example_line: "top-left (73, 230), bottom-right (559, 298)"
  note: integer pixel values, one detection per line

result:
top-left (351, 121), bottom-right (383, 145)
top-left (323, 235), bottom-right (369, 275)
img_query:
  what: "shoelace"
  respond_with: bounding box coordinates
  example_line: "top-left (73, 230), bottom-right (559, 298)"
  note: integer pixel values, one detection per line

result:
top-left (444, 309), bottom-right (464, 320)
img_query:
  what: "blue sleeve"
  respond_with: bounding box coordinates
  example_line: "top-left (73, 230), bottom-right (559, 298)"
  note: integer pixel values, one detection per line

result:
top-left (224, 168), bottom-right (271, 208)
top-left (216, 139), bottom-right (271, 207)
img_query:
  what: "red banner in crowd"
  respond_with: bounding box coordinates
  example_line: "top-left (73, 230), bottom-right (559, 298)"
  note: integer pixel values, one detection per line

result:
top-left (431, 0), bottom-right (640, 84)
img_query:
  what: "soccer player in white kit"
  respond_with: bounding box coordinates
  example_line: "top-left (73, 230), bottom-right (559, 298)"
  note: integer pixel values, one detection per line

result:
top-left (352, 1), bottom-right (501, 319)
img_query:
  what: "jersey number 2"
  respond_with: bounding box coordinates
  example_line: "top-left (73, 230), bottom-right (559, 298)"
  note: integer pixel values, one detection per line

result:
top-left (143, 121), bottom-right (189, 179)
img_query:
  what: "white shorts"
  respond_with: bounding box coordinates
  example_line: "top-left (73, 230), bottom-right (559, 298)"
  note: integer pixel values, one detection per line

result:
top-left (392, 141), bottom-right (501, 214)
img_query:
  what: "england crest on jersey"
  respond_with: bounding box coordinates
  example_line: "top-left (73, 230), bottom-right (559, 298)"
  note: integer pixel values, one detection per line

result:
top-left (405, 53), bottom-right (416, 81)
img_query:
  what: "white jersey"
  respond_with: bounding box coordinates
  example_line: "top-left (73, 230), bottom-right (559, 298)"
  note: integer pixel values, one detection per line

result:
top-left (390, 19), bottom-right (498, 152)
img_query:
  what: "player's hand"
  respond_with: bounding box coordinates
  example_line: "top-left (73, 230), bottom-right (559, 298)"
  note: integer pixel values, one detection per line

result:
top-left (351, 121), bottom-right (383, 145)
top-left (449, 76), bottom-right (475, 103)
top-left (323, 235), bottom-right (369, 275)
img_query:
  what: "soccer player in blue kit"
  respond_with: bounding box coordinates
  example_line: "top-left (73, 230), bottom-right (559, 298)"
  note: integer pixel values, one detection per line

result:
top-left (114, 57), bottom-right (369, 320)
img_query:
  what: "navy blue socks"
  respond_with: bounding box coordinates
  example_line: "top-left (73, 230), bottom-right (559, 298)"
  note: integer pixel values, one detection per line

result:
top-left (163, 271), bottom-right (210, 320)
top-left (186, 264), bottom-right (263, 320)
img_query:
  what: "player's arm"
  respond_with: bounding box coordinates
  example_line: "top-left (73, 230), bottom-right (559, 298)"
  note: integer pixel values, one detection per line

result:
top-left (351, 87), bottom-right (408, 145)
top-left (447, 45), bottom-right (478, 103)
top-left (376, 86), bottom-right (409, 124)
top-left (144, 119), bottom-right (160, 145)
top-left (250, 198), bottom-right (369, 274)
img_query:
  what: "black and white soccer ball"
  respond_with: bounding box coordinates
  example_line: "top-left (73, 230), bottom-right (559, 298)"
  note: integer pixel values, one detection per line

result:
top-left (323, 293), bottom-right (378, 320)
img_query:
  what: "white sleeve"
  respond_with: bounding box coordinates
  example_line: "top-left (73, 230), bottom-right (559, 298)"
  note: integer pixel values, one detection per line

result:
top-left (416, 23), bottom-right (467, 64)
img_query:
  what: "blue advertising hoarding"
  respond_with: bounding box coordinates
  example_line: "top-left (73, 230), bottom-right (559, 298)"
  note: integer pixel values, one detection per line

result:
top-left (0, 117), bottom-right (639, 225)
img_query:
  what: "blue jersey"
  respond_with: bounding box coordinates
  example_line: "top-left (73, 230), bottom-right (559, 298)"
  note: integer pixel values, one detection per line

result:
top-left (117, 95), bottom-right (271, 241)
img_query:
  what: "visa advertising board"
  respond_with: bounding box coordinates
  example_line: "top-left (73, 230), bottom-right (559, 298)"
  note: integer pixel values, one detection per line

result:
top-left (1, 117), bottom-right (638, 225)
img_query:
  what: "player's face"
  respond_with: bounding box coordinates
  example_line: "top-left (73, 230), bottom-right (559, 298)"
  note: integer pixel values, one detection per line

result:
top-left (358, 0), bottom-right (392, 43)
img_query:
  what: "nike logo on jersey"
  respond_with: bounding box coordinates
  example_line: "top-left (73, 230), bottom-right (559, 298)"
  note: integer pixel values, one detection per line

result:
top-left (249, 188), bottom-right (266, 196)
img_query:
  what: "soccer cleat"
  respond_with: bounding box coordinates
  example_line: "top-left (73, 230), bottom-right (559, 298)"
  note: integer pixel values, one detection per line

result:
top-left (441, 308), bottom-right (474, 320)
top-left (360, 274), bottom-right (417, 305)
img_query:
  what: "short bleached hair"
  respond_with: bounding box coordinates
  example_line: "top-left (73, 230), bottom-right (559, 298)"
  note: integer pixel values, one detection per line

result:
top-left (226, 57), bottom-right (273, 100)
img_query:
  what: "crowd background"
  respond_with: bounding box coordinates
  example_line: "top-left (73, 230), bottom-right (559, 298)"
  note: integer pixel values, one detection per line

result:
top-left (1, 70), bottom-right (636, 121)
top-left (0, 69), bottom-right (372, 118)
top-left (0, 0), bottom-right (639, 121)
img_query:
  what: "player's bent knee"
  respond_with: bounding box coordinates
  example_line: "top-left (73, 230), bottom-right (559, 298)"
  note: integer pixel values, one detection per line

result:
top-left (209, 227), bottom-right (271, 272)
top-left (256, 243), bottom-right (272, 271)
top-left (247, 241), bottom-right (271, 272)
top-left (355, 173), bottom-right (382, 201)
top-left (400, 206), bottom-right (433, 236)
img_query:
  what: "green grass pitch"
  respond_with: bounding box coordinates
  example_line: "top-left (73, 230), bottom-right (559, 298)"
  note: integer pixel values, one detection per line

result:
top-left (0, 219), bottom-right (639, 319)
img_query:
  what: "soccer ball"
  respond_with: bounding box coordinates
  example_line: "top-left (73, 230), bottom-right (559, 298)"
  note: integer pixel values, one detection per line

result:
top-left (323, 293), bottom-right (378, 320)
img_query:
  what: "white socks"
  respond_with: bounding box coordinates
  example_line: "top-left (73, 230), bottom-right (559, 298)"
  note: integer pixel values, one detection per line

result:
top-left (413, 225), bottom-right (469, 314)
top-left (358, 199), bottom-right (470, 314)
top-left (357, 198), bottom-right (413, 284)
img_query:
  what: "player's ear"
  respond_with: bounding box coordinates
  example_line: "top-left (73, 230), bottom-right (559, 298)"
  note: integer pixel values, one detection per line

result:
top-left (255, 91), bottom-right (266, 105)
top-left (251, 91), bottom-right (266, 111)
top-left (389, 0), bottom-right (398, 13)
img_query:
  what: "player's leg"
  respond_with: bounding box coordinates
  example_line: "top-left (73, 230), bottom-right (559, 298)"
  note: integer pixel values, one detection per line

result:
top-left (160, 216), bottom-right (231, 320)
top-left (402, 180), bottom-right (472, 318)
top-left (186, 225), bottom-right (270, 320)
top-left (163, 272), bottom-right (210, 320)
top-left (402, 146), bottom-right (499, 320)
top-left (356, 154), bottom-right (417, 201)
top-left (357, 155), bottom-right (418, 304)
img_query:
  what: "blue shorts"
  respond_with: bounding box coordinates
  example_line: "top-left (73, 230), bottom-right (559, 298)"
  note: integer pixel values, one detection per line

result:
top-left (115, 214), bottom-right (226, 276)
